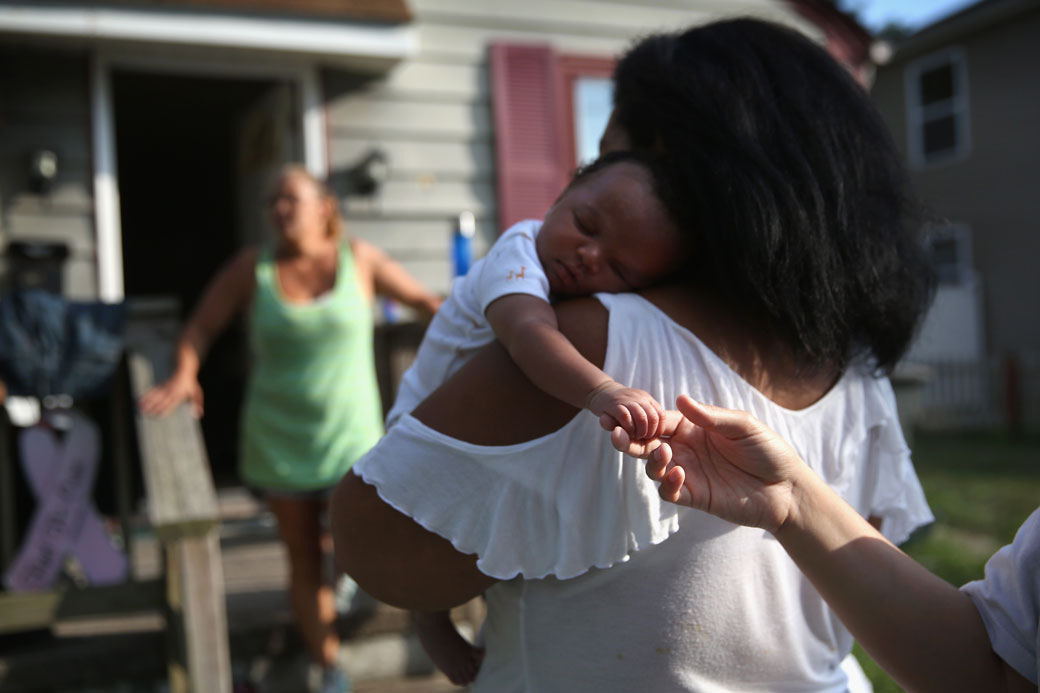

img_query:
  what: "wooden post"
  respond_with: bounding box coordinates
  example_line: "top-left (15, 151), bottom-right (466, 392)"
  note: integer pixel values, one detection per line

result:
top-left (164, 534), bottom-right (232, 693)
top-left (374, 321), bottom-right (428, 419)
top-left (110, 356), bottom-right (137, 570)
top-left (128, 348), bottom-right (230, 693)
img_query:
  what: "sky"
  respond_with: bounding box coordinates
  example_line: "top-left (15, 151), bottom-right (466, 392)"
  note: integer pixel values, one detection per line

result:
top-left (838, 0), bottom-right (980, 31)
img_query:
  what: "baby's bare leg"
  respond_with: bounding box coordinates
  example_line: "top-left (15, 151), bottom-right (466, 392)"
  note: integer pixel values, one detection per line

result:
top-left (412, 609), bottom-right (484, 685)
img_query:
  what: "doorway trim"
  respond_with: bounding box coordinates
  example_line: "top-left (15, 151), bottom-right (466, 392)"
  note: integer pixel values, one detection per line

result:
top-left (90, 50), bottom-right (328, 302)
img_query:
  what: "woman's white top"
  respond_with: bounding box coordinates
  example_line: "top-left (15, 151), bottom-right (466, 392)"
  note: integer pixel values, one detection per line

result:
top-left (353, 292), bottom-right (933, 691)
top-left (386, 220), bottom-right (546, 428)
top-left (962, 506), bottom-right (1040, 686)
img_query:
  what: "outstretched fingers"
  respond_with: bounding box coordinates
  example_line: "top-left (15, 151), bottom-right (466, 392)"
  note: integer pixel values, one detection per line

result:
top-left (642, 442), bottom-right (688, 505)
top-left (659, 464), bottom-right (688, 505)
top-left (676, 395), bottom-right (758, 441)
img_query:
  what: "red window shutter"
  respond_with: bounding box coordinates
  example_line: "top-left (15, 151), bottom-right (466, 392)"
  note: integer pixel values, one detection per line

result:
top-left (490, 43), bottom-right (567, 234)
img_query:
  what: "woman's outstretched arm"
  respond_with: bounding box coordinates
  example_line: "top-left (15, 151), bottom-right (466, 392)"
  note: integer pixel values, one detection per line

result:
top-left (331, 298), bottom-right (608, 611)
top-left (139, 247), bottom-right (257, 417)
top-left (615, 396), bottom-right (1034, 693)
top-left (352, 239), bottom-right (443, 318)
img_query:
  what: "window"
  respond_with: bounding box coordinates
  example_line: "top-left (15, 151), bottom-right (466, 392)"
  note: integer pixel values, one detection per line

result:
top-left (924, 223), bottom-right (974, 285)
top-left (905, 48), bottom-right (970, 167)
top-left (571, 77), bottom-right (613, 165)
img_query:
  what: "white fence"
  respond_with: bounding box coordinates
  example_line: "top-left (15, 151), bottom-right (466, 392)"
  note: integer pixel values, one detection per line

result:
top-left (906, 352), bottom-right (1040, 432)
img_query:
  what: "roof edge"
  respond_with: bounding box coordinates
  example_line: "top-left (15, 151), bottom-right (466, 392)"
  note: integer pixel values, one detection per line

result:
top-left (0, 3), bottom-right (418, 63)
top-left (894, 0), bottom-right (1038, 60)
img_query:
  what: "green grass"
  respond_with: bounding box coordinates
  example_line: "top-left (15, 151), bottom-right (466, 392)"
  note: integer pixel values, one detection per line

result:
top-left (853, 430), bottom-right (1040, 692)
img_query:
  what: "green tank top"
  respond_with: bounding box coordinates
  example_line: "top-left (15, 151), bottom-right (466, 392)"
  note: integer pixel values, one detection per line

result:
top-left (240, 244), bottom-right (383, 491)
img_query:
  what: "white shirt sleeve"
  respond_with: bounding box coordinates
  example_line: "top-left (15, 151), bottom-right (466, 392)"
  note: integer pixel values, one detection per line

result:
top-left (961, 506), bottom-right (1040, 685)
top-left (471, 219), bottom-right (550, 314)
top-left (859, 377), bottom-right (934, 545)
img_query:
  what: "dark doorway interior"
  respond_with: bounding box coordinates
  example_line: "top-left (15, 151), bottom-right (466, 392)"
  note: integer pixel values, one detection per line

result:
top-left (113, 71), bottom-right (275, 486)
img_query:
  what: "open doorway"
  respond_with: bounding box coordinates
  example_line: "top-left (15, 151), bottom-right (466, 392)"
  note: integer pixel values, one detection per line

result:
top-left (113, 70), bottom-right (298, 484)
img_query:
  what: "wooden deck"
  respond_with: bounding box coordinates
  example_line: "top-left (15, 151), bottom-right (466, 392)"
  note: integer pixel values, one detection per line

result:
top-left (0, 486), bottom-right (475, 692)
top-left (0, 309), bottom-right (448, 692)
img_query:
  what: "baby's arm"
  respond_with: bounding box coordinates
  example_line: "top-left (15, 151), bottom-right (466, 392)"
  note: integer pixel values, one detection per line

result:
top-left (485, 293), bottom-right (663, 439)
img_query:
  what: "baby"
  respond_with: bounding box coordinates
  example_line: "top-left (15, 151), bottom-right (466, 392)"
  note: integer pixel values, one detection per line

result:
top-left (386, 149), bottom-right (687, 437)
top-left (386, 149), bottom-right (690, 685)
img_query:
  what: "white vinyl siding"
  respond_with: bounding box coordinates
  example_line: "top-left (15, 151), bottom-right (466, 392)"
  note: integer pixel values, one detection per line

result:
top-left (0, 48), bottom-right (97, 298)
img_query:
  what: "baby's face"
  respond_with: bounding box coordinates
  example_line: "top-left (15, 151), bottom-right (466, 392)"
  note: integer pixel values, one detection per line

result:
top-left (536, 162), bottom-right (684, 297)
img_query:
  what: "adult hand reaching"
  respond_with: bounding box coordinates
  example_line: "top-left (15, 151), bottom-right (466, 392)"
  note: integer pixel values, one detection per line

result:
top-left (138, 373), bottom-right (204, 418)
top-left (613, 396), bottom-right (1039, 693)
top-left (609, 395), bottom-right (805, 534)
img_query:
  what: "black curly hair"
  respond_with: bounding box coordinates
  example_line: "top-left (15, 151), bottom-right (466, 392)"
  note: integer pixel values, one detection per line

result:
top-left (611, 18), bottom-right (936, 374)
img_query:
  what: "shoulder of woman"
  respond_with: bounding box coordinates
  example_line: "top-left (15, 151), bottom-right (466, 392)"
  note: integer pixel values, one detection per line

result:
top-left (230, 245), bottom-right (262, 275)
top-left (212, 246), bottom-right (261, 299)
top-left (554, 297), bottom-right (609, 364)
top-left (348, 238), bottom-right (387, 269)
top-left (213, 245), bottom-right (259, 278)
top-left (186, 246), bottom-right (258, 322)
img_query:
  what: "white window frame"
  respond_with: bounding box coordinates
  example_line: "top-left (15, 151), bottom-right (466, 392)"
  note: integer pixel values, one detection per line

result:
top-left (905, 47), bottom-right (971, 169)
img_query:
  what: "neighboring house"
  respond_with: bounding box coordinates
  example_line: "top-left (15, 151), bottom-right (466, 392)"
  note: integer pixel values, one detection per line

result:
top-left (0, 0), bottom-right (870, 462)
top-left (871, 0), bottom-right (1040, 428)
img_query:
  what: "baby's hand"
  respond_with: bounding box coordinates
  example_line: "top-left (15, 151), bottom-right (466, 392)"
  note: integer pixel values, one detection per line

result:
top-left (585, 381), bottom-right (664, 441)
top-left (610, 396), bottom-right (800, 532)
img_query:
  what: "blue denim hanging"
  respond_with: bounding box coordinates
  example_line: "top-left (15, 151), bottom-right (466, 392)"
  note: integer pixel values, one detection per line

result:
top-left (0, 289), bottom-right (126, 400)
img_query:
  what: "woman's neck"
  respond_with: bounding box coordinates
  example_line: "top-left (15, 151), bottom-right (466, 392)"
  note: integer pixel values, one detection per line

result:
top-left (640, 285), bottom-right (841, 410)
top-left (277, 234), bottom-right (335, 260)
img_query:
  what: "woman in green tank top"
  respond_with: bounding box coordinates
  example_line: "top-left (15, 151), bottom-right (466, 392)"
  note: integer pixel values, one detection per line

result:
top-left (140, 165), bottom-right (441, 692)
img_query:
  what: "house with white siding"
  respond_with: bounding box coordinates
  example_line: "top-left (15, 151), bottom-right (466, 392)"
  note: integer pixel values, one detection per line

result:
top-left (0, 0), bottom-right (872, 467)
top-left (0, 0), bottom-right (873, 299)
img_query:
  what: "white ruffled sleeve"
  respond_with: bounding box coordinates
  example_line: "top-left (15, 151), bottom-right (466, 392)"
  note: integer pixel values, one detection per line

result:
top-left (861, 379), bottom-right (934, 545)
top-left (351, 411), bottom-right (682, 580)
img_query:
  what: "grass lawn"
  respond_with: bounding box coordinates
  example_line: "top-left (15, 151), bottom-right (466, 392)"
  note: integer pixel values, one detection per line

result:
top-left (854, 429), bottom-right (1040, 692)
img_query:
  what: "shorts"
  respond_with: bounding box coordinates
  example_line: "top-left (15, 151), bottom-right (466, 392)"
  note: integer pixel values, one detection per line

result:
top-left (249, 484), bottom-right (336, 502)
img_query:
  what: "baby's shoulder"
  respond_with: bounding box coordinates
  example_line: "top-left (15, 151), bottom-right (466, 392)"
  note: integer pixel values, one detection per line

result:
top-left (494, 219), bottom-right (541, 249)
top-left (482, 220), bottom-right (544, 273)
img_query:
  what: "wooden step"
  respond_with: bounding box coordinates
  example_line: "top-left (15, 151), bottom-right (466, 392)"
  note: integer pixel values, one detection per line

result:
top-left (0, 505), bottom-right (483, 692)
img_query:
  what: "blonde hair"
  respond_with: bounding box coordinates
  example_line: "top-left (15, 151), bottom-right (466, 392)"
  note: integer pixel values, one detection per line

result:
top-left (273, 164), bottom-right (344, 240)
